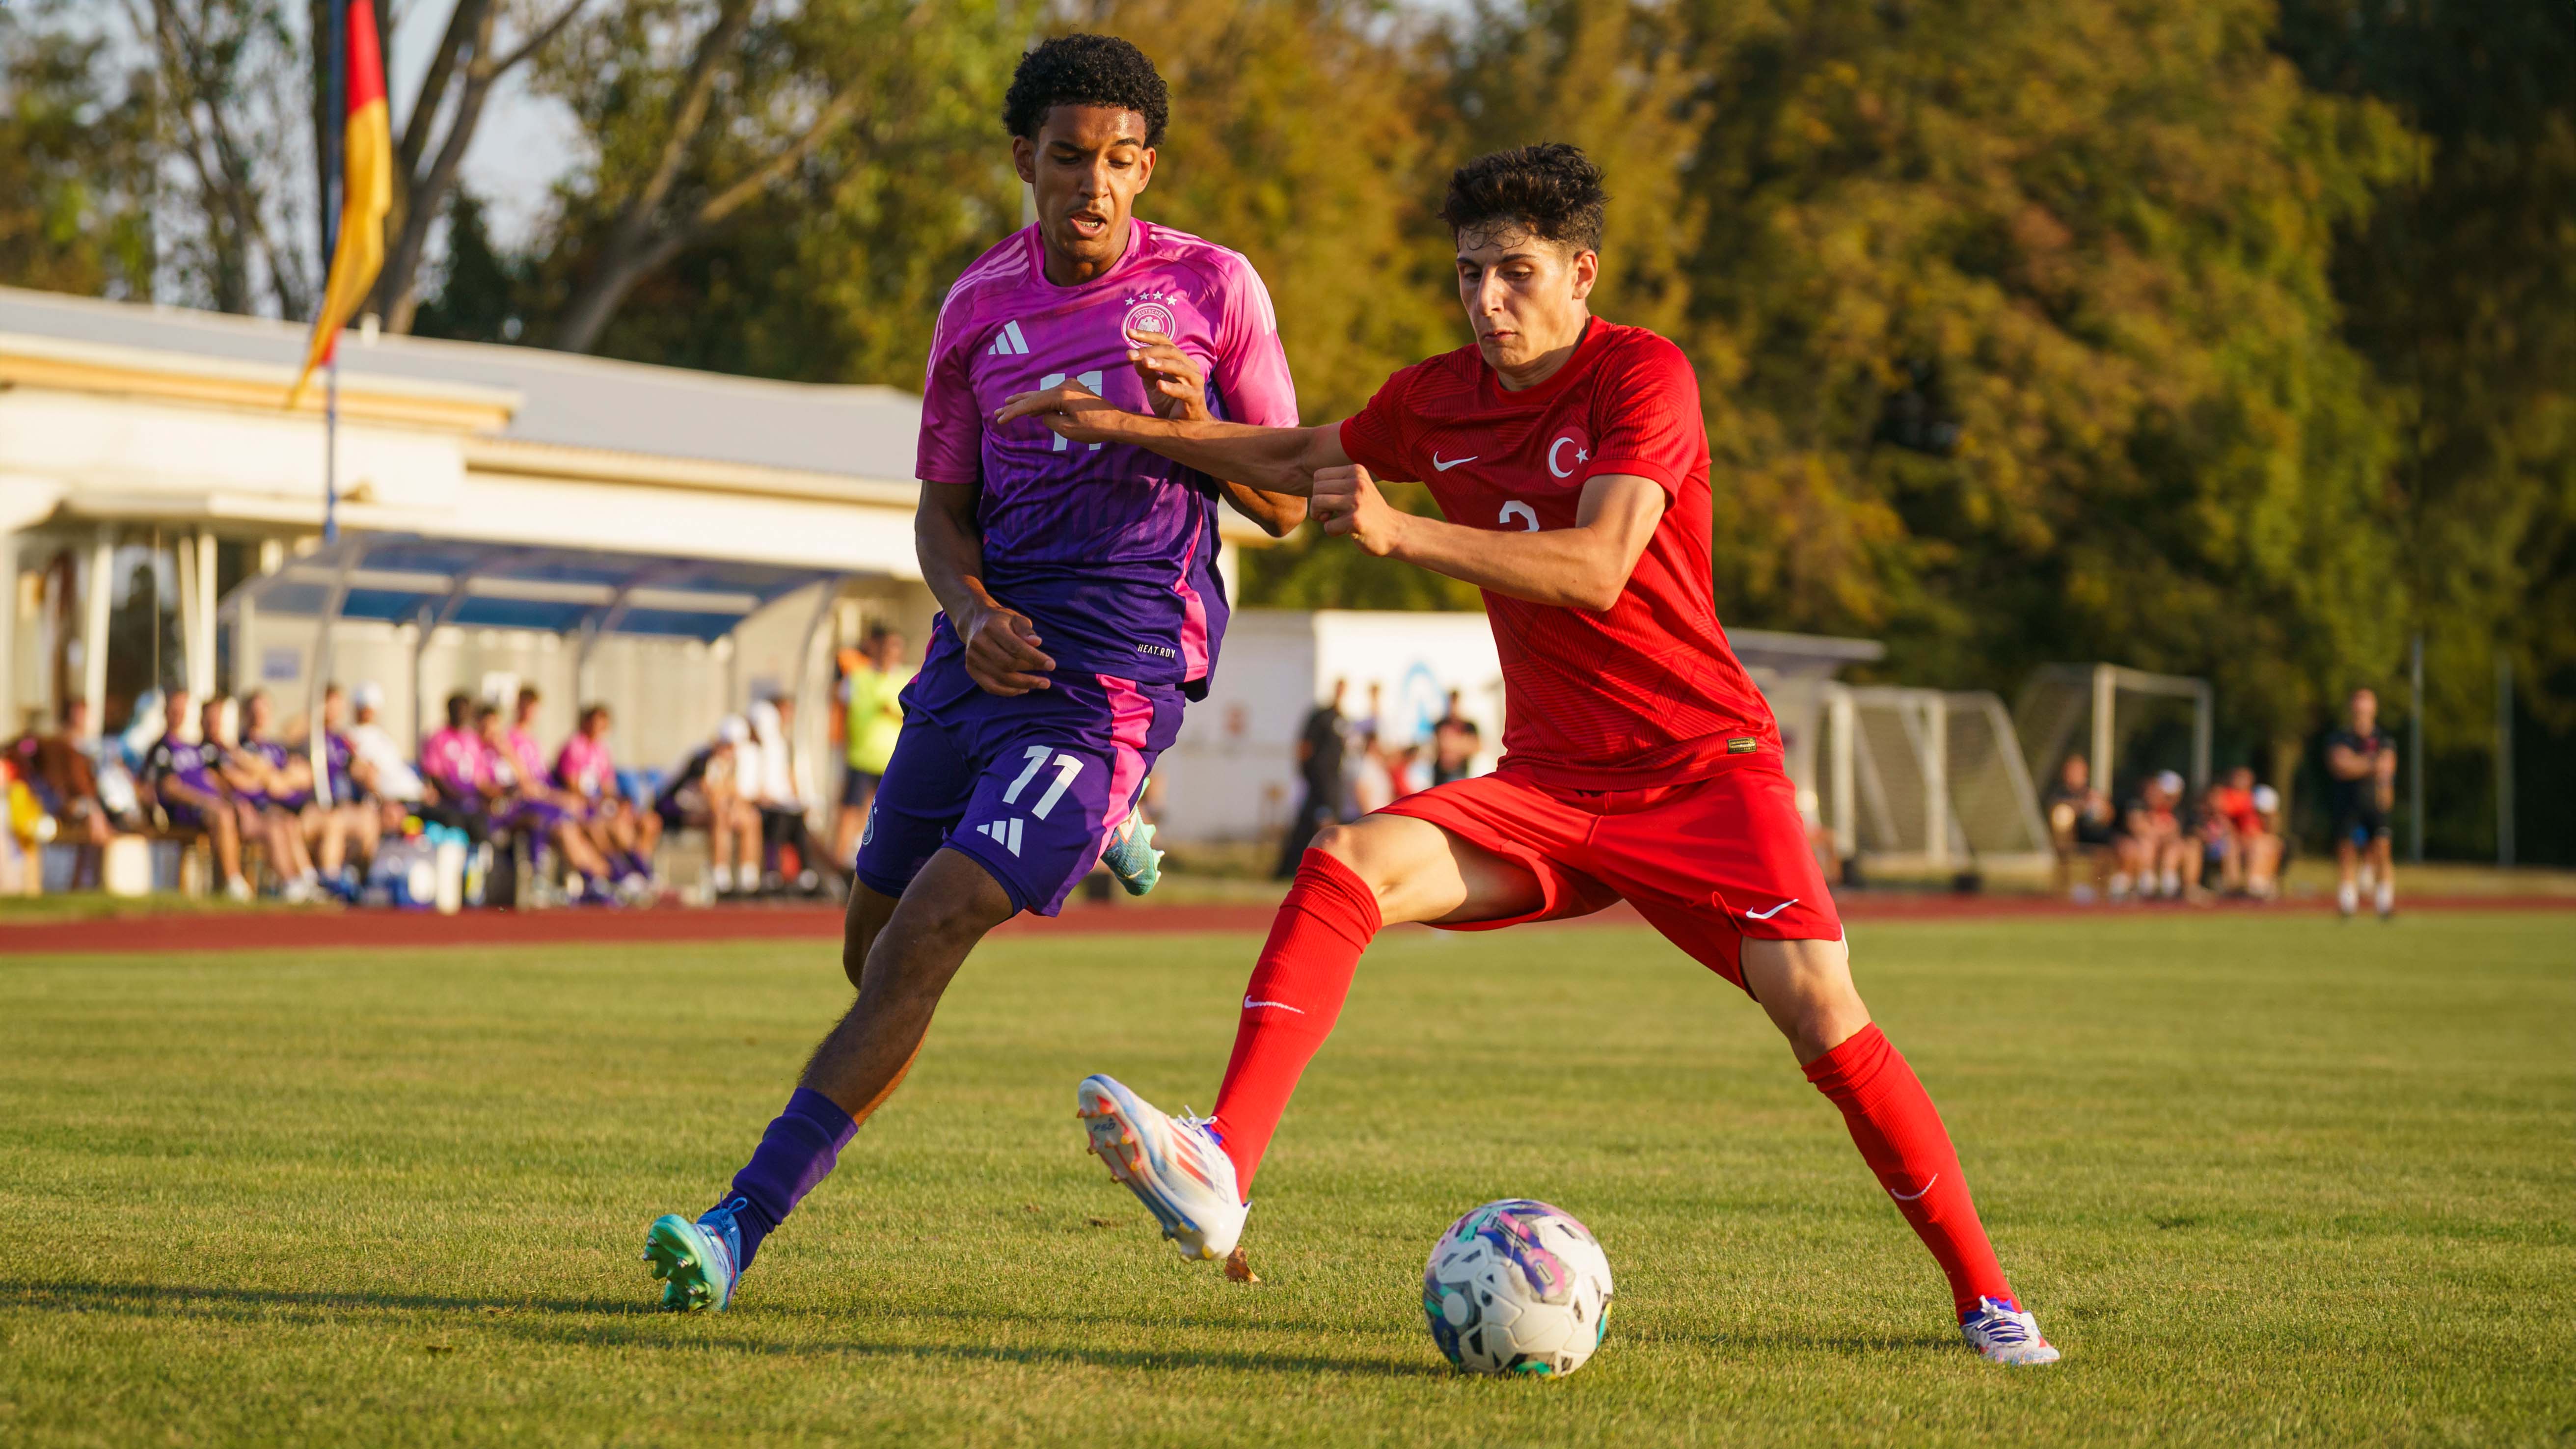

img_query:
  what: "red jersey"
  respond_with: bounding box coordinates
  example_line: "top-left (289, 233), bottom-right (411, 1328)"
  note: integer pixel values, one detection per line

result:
top-left (1340, 320), bottom-right (1775, 788)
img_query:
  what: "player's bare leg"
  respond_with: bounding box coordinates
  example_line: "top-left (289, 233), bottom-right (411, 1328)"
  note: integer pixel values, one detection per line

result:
top-left (644, 849), bottom-right (1015, 1310)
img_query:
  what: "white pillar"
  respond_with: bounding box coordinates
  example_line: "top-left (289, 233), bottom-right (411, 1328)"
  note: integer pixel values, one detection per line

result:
top-left (82, 527), bottom-right (113, 737)
top-left (1828, 686), bottom-right (1857, 861)
top-left (191, 530), bottom-right (217, 698)
top-left (0, 530), bottom-right (17, 737)
top-left (2089, 663), bottom-right (2116, 798)
top-left (1923, 694), bottom-right (1950, 867)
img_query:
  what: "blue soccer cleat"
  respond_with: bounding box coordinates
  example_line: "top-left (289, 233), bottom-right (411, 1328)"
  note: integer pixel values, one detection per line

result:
top-left (641, 1199), bottom-right (747, 1312)
top-left (1100, 814), bottom-right (1164, 897)
top-left (1960, 1296), bottom-right (2060, 1364)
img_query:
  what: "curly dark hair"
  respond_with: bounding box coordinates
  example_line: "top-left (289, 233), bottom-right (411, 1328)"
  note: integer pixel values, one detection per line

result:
top-left (1438, 143), bottom-right (1608, 252)
top-left (1002, 34), bottom-right (1169, 149)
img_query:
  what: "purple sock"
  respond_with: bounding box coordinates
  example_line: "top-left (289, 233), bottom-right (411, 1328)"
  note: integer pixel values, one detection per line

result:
top-left (720, 1087), bottom-right (858, 1270)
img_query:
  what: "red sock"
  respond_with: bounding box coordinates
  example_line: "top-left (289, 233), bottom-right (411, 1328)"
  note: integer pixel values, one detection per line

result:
top-left (1803, 1024), bottom-right (2014, 1317)
top-left (1208, 851), bottom-right (1381, 1195)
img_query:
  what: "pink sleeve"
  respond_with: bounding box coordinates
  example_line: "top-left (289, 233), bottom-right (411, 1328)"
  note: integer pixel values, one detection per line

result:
top-left (1211, 254), bottom-right (1301, 428)
top-left (914, 288), bottom-right (985, 484)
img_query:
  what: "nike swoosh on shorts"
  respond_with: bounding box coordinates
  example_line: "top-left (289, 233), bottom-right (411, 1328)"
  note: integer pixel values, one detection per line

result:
top-left (1745, 898), bottom-right (1799, 921)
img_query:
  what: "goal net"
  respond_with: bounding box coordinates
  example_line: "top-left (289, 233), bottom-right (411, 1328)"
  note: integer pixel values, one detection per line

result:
top-left (2013, 664), bottom-right (2212, 805)
top-left (1816, 686), bottom-right (2052, 868)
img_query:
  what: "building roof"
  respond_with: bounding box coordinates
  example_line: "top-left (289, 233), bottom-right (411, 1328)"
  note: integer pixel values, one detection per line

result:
top-left (0, 285), bottom-right (923, 483)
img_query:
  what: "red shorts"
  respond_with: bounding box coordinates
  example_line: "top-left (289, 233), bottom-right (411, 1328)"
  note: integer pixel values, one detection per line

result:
top-left (1377, 761), bottom-right (1841, 992)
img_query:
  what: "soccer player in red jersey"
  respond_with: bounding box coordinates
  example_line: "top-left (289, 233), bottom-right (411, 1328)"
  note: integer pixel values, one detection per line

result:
top-left (999, 143), bottom-right (2057, 1365)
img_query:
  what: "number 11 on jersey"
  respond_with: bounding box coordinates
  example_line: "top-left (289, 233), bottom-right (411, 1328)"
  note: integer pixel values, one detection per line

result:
top-left (1038, 371), bottom-right (1105, 451)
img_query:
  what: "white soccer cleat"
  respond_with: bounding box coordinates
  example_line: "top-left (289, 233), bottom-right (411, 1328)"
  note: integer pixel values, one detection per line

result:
top-left (1076, 1073), bottom-right (1247, 1262)
top-left (1960, 1296), bottom-right (2061, 1365)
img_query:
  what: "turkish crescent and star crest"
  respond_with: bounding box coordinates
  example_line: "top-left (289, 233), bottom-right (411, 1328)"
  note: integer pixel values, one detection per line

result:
top-left (1547, 427), bottom-right (1594, 479)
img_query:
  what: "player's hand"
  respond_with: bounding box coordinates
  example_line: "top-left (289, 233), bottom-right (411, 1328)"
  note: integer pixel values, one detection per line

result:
top-left (995, 383), bottom-right (1131, 444)
top-left (1311, 464), bottom-right (1407, 557)
top-left (956, 601), bottom-right (1054, 696)
top-left (1124, 328), bottom-right (1210, 422)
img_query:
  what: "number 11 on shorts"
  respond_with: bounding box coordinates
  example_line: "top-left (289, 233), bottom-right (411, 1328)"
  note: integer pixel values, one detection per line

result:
top-left (1003, 745), bottom-right (1085, 819)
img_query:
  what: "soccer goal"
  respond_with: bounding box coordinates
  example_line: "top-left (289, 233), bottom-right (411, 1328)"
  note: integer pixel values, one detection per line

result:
top-left (1815, 686), bottom-right (2053, 871)
top-left (2013, 663), bottom-right (2213, 802)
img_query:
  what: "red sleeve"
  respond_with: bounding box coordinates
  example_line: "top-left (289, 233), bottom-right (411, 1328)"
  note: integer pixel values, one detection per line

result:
top-left (1336, 363), bottom-right (1421, 481)
top-left (1584, 335), bottom-right (1703, 499)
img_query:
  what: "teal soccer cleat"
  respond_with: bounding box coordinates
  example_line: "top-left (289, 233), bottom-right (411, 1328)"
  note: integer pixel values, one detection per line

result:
top-left (642, 1200), bottom-right (746, 1312)
top-left (1101, 814), bottom-right (1164, 896)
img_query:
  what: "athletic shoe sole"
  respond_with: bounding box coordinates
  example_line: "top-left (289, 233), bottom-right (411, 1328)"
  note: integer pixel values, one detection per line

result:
top-left (642, 1214), bottom-right (731, 1312)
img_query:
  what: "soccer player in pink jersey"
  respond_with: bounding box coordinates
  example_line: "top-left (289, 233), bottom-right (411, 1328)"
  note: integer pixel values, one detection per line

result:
top-left (640, 35), bottom-right (1307, 1312)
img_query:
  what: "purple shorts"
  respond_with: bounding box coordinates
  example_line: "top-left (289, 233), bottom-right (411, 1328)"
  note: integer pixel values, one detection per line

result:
top-left (854, 635), bottom-right (1182, 916)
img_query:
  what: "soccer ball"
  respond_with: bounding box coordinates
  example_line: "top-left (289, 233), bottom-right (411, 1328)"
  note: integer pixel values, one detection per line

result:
top-left (1421, 1199), bottom-right (1614, 1376)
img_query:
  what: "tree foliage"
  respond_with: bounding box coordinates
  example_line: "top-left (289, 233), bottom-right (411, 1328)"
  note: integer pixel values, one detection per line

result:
top-left (3, 0), bottom-right (2570, 796)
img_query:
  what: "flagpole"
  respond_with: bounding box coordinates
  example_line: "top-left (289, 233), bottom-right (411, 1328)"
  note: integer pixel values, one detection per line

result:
top-left (323, 0), bottom-right (345, 547)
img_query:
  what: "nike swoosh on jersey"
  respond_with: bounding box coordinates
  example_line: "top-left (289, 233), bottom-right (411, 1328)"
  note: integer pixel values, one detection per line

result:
top-left (1745, 898), bottom-right (1799, 920)
top-left (1432, 453), bottom-right (1477, 471)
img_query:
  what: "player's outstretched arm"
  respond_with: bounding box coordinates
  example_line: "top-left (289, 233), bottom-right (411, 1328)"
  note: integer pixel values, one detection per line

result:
top-left (916, 480), bottom-right (1055, 696)
top-left (1315, 464), bottom-right (1666, 613)
top-left (994, 384), bottom-right (1349, 497)
top-left (1119, 329), bottom-right (1307, 537)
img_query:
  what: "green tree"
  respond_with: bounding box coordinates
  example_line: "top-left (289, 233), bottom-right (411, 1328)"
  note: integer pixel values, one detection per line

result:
top-left (0, 13), bottom-right (157, 298)
top-left (2275, 0), bottom-right (2576, 782)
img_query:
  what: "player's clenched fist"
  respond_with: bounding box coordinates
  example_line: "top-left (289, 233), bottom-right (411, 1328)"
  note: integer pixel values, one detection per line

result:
top-left (1310, 465), bottom-right (1405, 557)
top-left (955, 600), bottom-right (1054, 696)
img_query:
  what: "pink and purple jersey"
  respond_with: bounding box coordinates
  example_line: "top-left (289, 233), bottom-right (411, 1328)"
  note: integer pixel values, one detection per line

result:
top-left (421, 726), bottom-right (489, 803)
top-left (916, 220), bottom-right (1300, 693)
top-left (504, 728), bottom-right (549, 790)
top-left (555, 734), bottom-right (615, 800)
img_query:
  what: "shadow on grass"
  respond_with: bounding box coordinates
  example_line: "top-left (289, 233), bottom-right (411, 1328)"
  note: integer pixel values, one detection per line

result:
top-left (1, 1279), bottom-right (1447, 1381)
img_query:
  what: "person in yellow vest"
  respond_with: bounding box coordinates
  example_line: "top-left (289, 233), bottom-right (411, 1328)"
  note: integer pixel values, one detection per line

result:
top-left (831, 628), bottom-right (913, 869)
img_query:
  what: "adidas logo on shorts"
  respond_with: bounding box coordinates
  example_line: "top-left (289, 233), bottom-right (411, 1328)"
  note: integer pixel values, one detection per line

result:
top-left (974, 817), bottom-right (1025, 857)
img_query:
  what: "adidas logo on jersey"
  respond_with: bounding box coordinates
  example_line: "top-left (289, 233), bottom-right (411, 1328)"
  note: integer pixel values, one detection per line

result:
top-left (987, 320), bottom-right (1030, 356)
top-left (974, 817), bottom-right (1025, 856)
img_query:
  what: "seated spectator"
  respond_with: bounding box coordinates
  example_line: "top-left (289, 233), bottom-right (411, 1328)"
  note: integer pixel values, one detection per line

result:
top-left (26, 699), bottom-right (111, 889)
top-left (556, 702), bottom-right (659, 894)
top-left (742, 697), bottom-right (826, 895)
top-left (137, 690), bottom-right (250, 901)
top-left (658, 717), bottom-right (759, 896)
top-left (344, 682), bottom-right (428, 820)
top-left (291, 683), bottom-right (378, 898)
top-left (2192, 782), bottom-right (2237, 894)
top-left (2043, 753), bottom-right (2115, 900)
top-left (475, 701), bottom-right (618, 897)
top-left (232, 690), bottom-right (325, 900)
top-left (418, 692), bottom-right (488, 831)
top-left (2113, 770), bottom-right (2194, 901)
top-left (2207, 765), bottom-right (2281, 899)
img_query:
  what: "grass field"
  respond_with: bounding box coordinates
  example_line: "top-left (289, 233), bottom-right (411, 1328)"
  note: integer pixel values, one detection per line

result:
top-left (3, 912), bottom-right (2571, 1447)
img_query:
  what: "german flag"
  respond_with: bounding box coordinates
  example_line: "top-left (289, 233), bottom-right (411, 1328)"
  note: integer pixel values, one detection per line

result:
top-left (288, 0), bottom-right (391, 406)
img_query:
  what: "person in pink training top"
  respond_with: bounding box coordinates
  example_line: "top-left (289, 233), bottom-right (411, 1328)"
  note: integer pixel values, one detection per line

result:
top-left (555, 702), bottom-right (659, 887)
